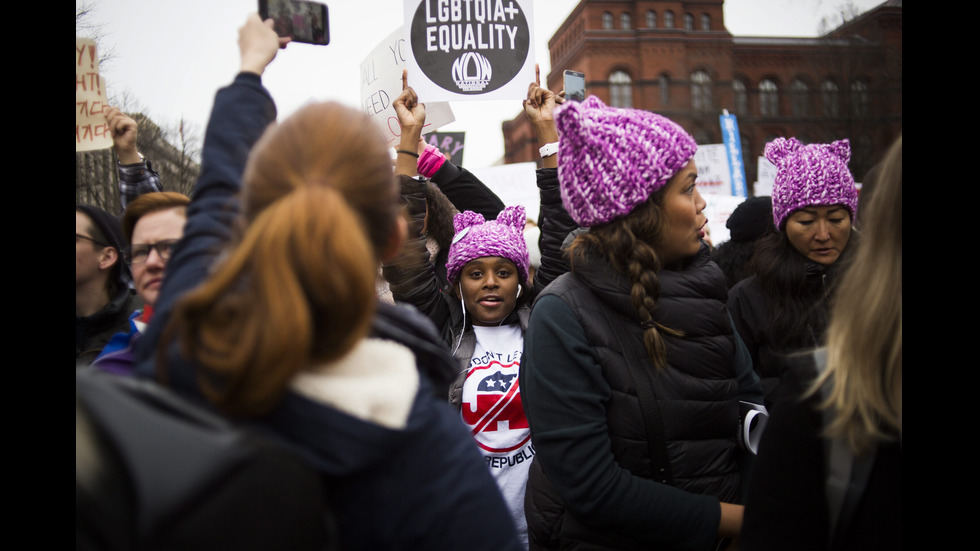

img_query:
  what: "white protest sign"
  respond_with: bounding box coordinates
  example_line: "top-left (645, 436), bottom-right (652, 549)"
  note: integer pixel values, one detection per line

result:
top-left (361, 27), bottom-right (455, 147)
top-left (703, 194), bottom-right (747, 246)
top-left (694, 144), bottom-right (734, 196)
top-left (403, 0), bottom-right (536, 102)
top-left (76, 38), bottom-right (112, 152)
top-left (755, 156), bottom-right (776, 197)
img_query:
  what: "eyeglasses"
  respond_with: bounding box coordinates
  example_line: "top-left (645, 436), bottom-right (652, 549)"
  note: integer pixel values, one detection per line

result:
top-left (124, 239), bottom-right (179, 265)
top-left (76, 232), bottom-right (109, 248)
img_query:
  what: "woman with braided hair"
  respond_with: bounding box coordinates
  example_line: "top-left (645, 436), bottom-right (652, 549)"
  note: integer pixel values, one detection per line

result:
top-left (520, 95), bottom-right (763, 550)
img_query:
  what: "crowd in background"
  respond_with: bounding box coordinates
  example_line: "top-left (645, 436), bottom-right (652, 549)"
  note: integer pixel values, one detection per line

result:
top-left (77, 13), bottom-right (901, 551)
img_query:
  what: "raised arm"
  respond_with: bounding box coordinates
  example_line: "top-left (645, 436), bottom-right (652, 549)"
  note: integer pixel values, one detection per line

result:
top-left (106, 105), bottom-right (162, 210)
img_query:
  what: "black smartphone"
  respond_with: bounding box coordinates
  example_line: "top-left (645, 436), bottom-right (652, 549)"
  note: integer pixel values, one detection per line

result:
top-left (258, 0), bottom-right (329, 45)
top-left (563, 70), bottom-right (585, 102)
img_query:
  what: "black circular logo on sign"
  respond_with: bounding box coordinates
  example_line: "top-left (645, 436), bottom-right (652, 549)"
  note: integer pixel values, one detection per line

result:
top-left (410, 0), bottom-right (530, 95)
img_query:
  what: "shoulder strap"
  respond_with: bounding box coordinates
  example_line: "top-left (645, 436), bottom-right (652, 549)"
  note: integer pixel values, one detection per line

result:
top-left (814, 349), bottom-right (876, 548)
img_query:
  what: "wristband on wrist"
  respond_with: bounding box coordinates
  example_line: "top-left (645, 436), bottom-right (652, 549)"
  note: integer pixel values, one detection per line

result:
top-left (396, 149), bottom-right (420, 158)
top-left (539, 142), bottom-right (559, 158)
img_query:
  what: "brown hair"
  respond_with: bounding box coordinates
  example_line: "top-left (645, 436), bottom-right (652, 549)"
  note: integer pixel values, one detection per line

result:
top-left (122, 192), bottom-right (190, 243)
top-left (809, 135), bottom-right (902, 454)
top-left (163, 102), bottom-right (399, 418)
top-left (568, 186), bottom-right (681, 368)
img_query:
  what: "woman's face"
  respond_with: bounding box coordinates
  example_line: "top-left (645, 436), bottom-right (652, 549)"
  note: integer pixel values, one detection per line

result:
top-left (658, 161), bottom-right (708, 264)
top-left (784, 205), bottom-right (852, 265)
top-left (456, 256), bottom-right (520, 326)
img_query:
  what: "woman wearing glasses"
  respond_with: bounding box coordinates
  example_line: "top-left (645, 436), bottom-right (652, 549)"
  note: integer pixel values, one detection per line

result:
top-left (91, 192), bottom-right (189, 374)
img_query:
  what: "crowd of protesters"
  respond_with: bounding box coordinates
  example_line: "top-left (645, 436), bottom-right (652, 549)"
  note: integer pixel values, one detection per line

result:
top-left (76, 13), bottom-right (901, 551)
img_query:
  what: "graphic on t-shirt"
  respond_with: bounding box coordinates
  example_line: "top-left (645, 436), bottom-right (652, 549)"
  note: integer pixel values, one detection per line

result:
top-left (462, 359), bottom-right (530, 453)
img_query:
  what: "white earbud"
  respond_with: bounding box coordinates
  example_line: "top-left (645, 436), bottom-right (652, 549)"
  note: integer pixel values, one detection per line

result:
top-left (516, 286), bottom-right (522, 299)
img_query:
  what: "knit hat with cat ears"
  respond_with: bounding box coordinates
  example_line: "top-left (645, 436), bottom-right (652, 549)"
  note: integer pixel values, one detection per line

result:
top-left (446, 205), bottom-right (530, 284)
top-left (555, 95), bottom-right (698, 227)
top-left (766, 137), bottom-right (859, 230)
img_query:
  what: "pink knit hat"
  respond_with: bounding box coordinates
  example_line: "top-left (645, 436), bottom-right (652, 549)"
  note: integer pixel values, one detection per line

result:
top-left (446, 205), bottom-right (530, 284)
top-left (555, 96), bottom-right (698, 227)
top-left (766, 137), bottom-right (859, 230)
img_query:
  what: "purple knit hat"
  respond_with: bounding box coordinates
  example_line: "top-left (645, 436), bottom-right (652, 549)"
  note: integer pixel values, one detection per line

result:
top-left (766, 137), bottom-right (859, 230)
top-left (446, 205), bottom-right (530, 284)
top-left (555, 95), bottom-right (698, 227)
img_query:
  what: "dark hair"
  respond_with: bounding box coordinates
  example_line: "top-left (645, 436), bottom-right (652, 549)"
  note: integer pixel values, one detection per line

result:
top-left (749, 230), bottom-right (857, 350)
top-left (568, 188), bottom-right (679, 368)
top-left (711, 239), bottom-right (759, 290)
top-left (76, 204), bottom-right (129, 293)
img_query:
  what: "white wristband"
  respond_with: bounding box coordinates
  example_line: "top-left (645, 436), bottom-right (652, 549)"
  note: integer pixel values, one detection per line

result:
top-left (539, 142), bottom-right (559, 158)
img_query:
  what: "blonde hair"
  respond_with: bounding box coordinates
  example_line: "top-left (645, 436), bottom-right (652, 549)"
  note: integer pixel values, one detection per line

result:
top-left (163, 102), bottom-right (399, 418)
top-left (810, 135), bottom-right (902, 454)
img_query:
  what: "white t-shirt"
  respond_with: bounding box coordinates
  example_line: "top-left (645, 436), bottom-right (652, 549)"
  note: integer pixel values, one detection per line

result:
top-left (462, 324), bottom-right (532, 548)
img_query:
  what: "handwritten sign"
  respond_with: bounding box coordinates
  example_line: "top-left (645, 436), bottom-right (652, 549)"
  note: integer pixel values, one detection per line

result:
top-left (403, 0), bottom-right (536, 102)
top-left (693, 144), bottom-right (734, 196)
top-left (361, 27), bottom-right (455, 147)
top-left (76, 38), bottom-right (111, 152)
top-left (426, 131), bottom-right (465, 165)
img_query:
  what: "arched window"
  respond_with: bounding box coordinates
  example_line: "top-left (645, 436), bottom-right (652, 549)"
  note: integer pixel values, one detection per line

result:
top-left (733, 79), bottom-right (748, 115)
top-left (850, 80), bottom-right (869, 116)
top-left (701, 13), bottom-right (711, 31)
top-left (684, 13), bottom-right (694, 31)
top-left (610, 70), bottom-right (633, 108)
top-left (790, 79), bottom-right (809, 117)
top-left (759, 79), bottom-right (778, 117)
top-left (691, 70), bottom-right (712, 112)
top-left (620, 12), bottom-right (631, 30)
top-left (646, 10), bottom-right (657, 28)
top-left (602, 11), bottom-right (613, 30)
top-left (660, 73), bottom-right (670, 105)
top-left (821, 80), bottom-right (840, 117)
top-left (664, 11), bottom-right (674, 28)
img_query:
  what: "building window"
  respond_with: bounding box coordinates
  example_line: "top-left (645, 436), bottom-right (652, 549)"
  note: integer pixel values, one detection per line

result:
top-left (733, 79), bottom-right (748, 115)
top-left (621, 12), bottom-right (632, 30)
top-left (790, 79), bottom-right (809, 117)
top-left (684, 13), bottom-right (694, 31)
top-left (821, 80), bottom-right (840, 117)
top-left (660, 73), bottom-right (670, 105)
top-left (602, 11), bottom-right (613, 30)
top-left (850, 80), bottom-right (869, 117)
top-left (610, 70), bottom-right (633, 108)
top-left (701, 13), bottom-right (711, 31)
top-left (646, 10), bottom-right (657, 28)
top-left (759, 79), bottom-right (778, 117)
top-left (664, 11), bottom-right (674, 28)
top-left (692, 70), bottom-right (712, 112)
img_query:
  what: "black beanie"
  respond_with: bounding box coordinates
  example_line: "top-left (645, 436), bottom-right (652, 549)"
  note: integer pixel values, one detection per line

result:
top-left (726, 196), bottom-right (774, 243)
top-left (76, 204), bottom-right (132, 286)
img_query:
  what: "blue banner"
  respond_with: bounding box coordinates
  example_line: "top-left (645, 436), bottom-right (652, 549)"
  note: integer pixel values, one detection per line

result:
top-left (719, 113), bottom-right (748, 197)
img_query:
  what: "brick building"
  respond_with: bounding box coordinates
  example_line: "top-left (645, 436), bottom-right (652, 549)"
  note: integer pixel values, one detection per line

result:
top-left (502, 0), bottom-right (902, 188)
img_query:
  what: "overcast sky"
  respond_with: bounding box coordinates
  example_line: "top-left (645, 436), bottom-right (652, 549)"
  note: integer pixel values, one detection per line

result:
top-left (77, 0), bottom-right (885, 168)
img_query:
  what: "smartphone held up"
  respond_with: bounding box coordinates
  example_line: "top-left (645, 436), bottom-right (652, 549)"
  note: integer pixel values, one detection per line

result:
top-left (563, 70), bottom-right (585, 102)
top-left (259, 0), bottom-right (330, 46)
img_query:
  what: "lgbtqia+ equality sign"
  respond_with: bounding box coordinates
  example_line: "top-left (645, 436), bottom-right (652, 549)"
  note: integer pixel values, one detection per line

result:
top-left (403, 0), bottom-right (536, 102)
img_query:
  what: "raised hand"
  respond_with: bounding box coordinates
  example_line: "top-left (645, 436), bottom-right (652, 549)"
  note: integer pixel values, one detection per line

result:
top-left (238, 13), bottom-right (289, 76)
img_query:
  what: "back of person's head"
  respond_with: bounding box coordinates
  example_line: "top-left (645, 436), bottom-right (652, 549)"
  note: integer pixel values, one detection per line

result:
top-left (816, 134), bottom-right (902, 454)
top-left (122, 192), bottom-right (190, 244)
top-left (167, 102), bottom-right (399, 418)
top-left (76, 204), bottom-right (130, 292)
top-left (555, 96), bottom-right (700, 368)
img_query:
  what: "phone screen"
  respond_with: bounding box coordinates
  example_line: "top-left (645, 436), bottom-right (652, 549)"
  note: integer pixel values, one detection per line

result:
top-left (259, 0), bottom-right (329, 45)
top-left (564, 70), bottom-right (585, 102)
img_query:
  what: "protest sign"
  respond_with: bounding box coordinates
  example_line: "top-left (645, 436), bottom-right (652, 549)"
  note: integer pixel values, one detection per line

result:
top-left (470, 162), bottom-right (538, 219)
top-left (703, 194), bottom-right (747, 246)
top-left (76, 38), bottom-right (111, 152)
top-left (694, 144), bottom-right (734, 196)
top-left (403, 0), bottom-right (536, 102)
top-left (755, 156), bottom-right (776, 197)
top-left (425, 131), bottom-right (465, 165)
top-left (361, 27), bottom-right (455, 147)
top-left (719, 112), bottom-right (748, 196)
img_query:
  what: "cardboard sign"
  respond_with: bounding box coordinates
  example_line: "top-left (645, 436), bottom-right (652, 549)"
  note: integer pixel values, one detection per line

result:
top-left (361, 27), bottom-right (455, 147)
top-left (76, 38), bottom-right (111, 152)
top-left (426, 131), bottom-right (465, 165)
top-left (403, 0), bottom-right (536, 102)
top-left (470, 162), bottom-right (538, 219)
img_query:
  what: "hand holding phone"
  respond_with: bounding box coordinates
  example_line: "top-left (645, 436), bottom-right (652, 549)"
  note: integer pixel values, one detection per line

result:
top-left (258, 0), bottom-right (329, 46)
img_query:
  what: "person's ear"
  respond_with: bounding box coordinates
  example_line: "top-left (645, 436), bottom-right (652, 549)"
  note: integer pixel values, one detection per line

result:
top-left (381, 215), bottom-right (408, 263)
top-left (98, 247), bottom-right (119, 271)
